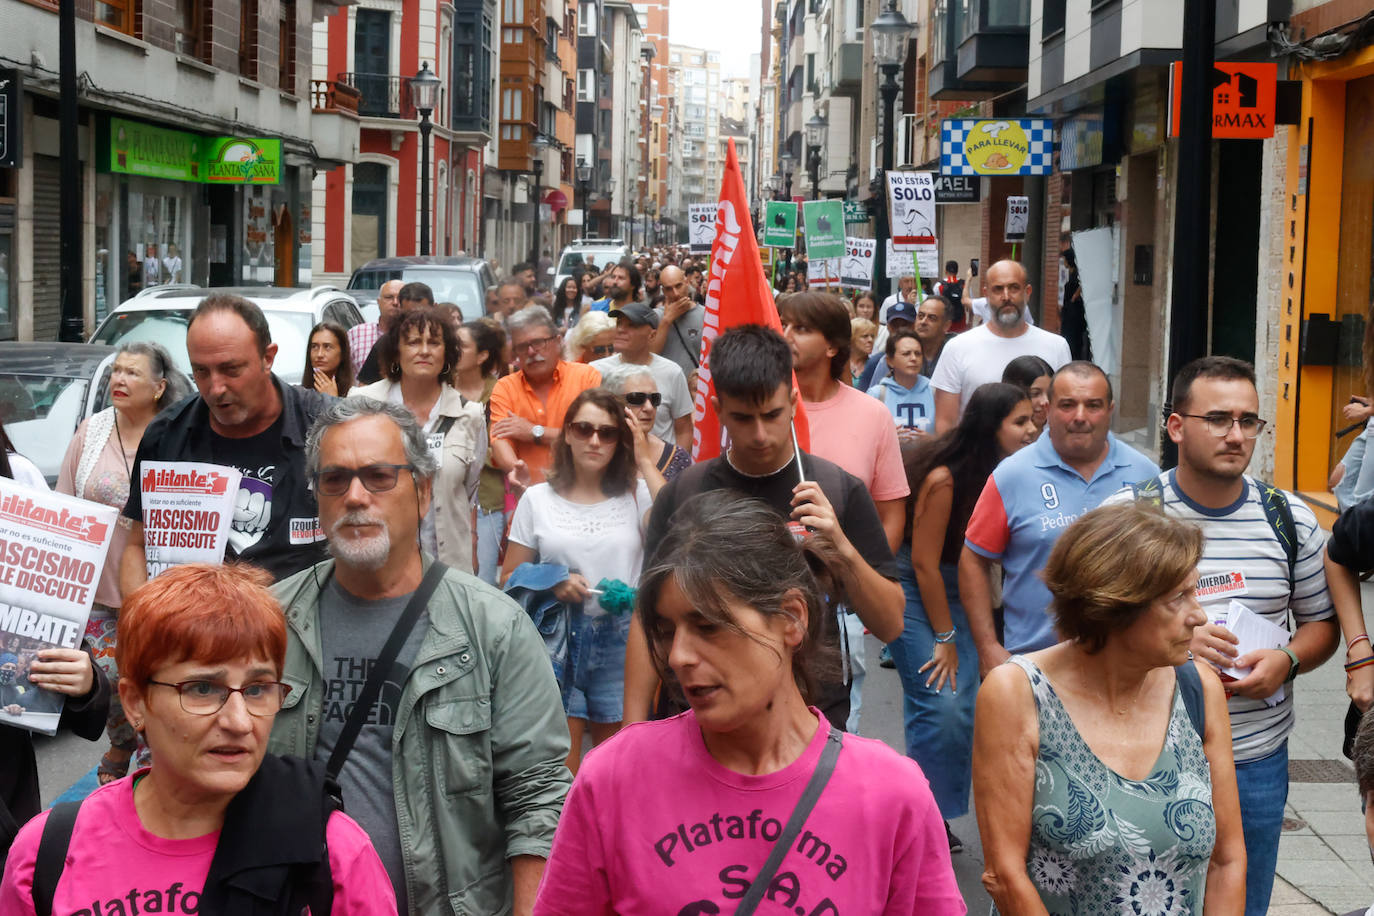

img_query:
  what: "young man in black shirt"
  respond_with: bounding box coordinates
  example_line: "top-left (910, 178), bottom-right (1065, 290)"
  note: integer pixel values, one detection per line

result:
top-left (625, 324), bottom-right (904, 729)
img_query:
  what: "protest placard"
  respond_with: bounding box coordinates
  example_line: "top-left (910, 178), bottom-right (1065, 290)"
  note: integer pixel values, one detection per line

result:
top-left (688, 204), bottom-right (717, 254)
top-left (887, 171), bottom-right (936, 248)
top-left (841, 238), bottom-right (876, 290)
top-left (140, 461), bottom-right (242, 579)
top-left (762, 201), bottom-right (797, 248)
top-left (802, 200), bottom-right (846, 260)
top-left (1005, 196), bottom-right (1030, 242)
top-left (806, 257), bottom-right (842, 289)
top-left (0, 482), bottom-right (116, 735)
top-left (885, 240), bottom-right (939, 279)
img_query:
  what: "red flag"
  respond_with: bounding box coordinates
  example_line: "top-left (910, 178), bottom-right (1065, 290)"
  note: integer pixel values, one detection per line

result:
top-left (693, 139), bottom-right (810, 460)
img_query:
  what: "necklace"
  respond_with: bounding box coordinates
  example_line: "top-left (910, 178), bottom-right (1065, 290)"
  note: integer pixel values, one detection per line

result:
top-left (113, 411), bottom-right (132, 476)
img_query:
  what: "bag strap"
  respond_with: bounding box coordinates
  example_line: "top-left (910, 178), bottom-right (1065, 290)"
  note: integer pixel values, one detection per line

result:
top-left (671, 322), bottom-right (700, 368)
top-left (1175, 663), bottom-right (1206, 740)
top-left (1256, 482), bottom-right (1298, 595)
top-left (32, 801), bottom-right (82, 916)
top-left (434, 415), bottom-right (457, 438)
top-left (735, 727), bottom-right (843, 916)
top-left (325, 561), bottom-right (448, 785)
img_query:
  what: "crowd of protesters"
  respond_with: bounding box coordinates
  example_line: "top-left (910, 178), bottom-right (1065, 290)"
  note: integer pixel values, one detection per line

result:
top-left (0, 236), bottom-right (1369, 916)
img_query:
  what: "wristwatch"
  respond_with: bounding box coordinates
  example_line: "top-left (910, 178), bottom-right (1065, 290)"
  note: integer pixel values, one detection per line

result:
top-left (1280, 646), bottom-right (1301, 684)
top-left (532, 424), bottom-right (545, 444)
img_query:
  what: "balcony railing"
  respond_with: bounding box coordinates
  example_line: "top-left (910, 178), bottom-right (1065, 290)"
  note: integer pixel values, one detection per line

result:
top-left (311, 79), bottom-right (361, 115)
top-left (340, 72), bottom-right (415, 119)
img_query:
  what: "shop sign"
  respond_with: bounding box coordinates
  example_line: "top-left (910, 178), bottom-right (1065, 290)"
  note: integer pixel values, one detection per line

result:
top-left (1059, 112), bottom-right (1105, 171)
top-left (940, 119), bottom-right (1054, 176)
top-left (205, 137), bottom-right (281, 185)
top-left (842, 199), bottom-right (868, 224)
top-left (110, 117), bottom-right (203, 181)
top-left (934, 175), bottom-right (980, 204)
top-left (1168, 61), bottom-right (1278, 139)
top-left (0, 70), bottom-right (21, 169)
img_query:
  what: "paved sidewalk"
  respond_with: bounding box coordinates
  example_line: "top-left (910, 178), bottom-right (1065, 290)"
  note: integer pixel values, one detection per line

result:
top-left (1273, 579), bottom-right (1374, 915)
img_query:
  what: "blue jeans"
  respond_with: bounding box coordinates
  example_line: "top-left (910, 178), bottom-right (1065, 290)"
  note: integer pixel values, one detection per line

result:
top-left (887, 550), bottom-right (980, 819)
top-left (475, 507), bottom-right (505, 585)
top-left (1235, 741), bottom-right (1288, 916)
top-left (564, 612), bottom-right (632, 723)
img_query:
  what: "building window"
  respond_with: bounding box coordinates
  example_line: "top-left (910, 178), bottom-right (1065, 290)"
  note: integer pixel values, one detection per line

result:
top-left (352, 162), bottom-right (389, 263)
top-left (1043, 0), bottom-right (1066, 37)
top-left (578, 2), bottom-right (596, 35)
top-left (279, 0), bottom-right (297, 92)
top-left (453, 4), bottom-right (493, 134)
top-left (502, 88), bottom-right (524, 120)
top-left (504, 0), bottom-right (525, 23)
top-left (239, 0), bottom-right (260, 80)
top-left (95, 0), bottom-right (137, 35)
top-left (175, 0), bottom-right (205, 57)
top-left (577, 69), bottom-right (594, 102)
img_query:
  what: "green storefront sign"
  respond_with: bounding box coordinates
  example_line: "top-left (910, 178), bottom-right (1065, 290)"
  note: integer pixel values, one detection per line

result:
top-left (107, 118), bottom-right (280, 185)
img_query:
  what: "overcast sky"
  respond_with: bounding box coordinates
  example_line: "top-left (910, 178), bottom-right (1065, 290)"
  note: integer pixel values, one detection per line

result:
top-left (669, 0), bottom-right (763, 79)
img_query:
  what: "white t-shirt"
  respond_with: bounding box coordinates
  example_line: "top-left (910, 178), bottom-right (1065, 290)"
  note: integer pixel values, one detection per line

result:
top-left (508, 479), bottom-right (652, 616)
top-left (591, 353), bottom-right (692, 441)
top-left (968, 296), bottom-right (1034, 326)
top-left (929, 322), bottom-right (1072, 415)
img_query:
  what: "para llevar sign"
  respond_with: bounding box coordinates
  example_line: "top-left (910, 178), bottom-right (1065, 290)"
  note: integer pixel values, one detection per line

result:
top-left (1168, 61), bottom-right (1277, 139)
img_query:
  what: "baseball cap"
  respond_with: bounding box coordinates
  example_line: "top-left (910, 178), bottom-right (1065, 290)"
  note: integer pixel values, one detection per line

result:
top-left (608, 303), bottom-right (660, 329)
top-left (887, 301), bottom-right (917, 324)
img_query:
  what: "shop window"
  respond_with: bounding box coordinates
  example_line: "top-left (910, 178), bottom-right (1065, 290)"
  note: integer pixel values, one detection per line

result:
top-left (95, 0), bottom-right (138, 36)
top-left (279, 0), bottom-right (297, 93)
top-left (240, 0), bottom-right (260, 81)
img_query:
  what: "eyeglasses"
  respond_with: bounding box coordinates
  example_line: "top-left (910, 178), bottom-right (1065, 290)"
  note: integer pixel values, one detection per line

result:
top-left (590, 344), bottom-right (615, 357)
top-left (567, 421), bottom-right (621, 442)
top-left (1177, 413), bottom-right (1267, 439)
top-left (623, 391), bottom-right (662, 408)
top-left (314, 463), bottom-right (415, 496)
top-left (147, 679), bottom-right (291, 717)
top-left (514, 335), bottom-right (557, 354)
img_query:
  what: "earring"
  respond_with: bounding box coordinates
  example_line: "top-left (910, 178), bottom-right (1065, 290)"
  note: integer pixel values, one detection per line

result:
top-left (392, 363), bottom-right (400, 376)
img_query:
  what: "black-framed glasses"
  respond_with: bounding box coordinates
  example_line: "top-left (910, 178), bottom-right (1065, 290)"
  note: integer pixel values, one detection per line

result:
top-left (568, 421), bottom-right (620, 442)
top-left (314, 463), bottom-right (414, 496)
top-left (514, 335), bottom-right (557, 354)
top-left (1177, 413), bottom-right (1267, 439)
top-left (623, 391), bottom-right (662, 408)
top-left (147, 679), bottom-right (291, 717)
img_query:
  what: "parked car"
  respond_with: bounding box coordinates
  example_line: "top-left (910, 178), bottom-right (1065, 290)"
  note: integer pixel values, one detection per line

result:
top-left (347, 256), bottom-right (497, 321)
top-left (554, 238), bottom-right (630, 295)
top-left (0, 342), bottom-right (191, 486)
top-left (88, 286), bottom-right (365, 381)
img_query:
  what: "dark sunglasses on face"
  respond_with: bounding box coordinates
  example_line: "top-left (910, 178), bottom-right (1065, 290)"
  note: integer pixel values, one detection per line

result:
top-left (567, 421), bottom-right (620, 443)
top-left (623, 391), bottom-right (662, 408)
top-left (591, 344), bottom-right (615, 357)
top-left (314, 463), bottom-right (414, 496)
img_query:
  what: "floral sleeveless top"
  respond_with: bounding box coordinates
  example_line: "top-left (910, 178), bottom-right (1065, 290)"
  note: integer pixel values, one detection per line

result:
top-left (1004, 656), bottom-right (1216, 915)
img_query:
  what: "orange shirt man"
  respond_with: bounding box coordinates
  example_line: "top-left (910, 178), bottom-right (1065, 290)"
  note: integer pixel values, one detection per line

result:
top-left (490, 306), bottom-right (601, 483)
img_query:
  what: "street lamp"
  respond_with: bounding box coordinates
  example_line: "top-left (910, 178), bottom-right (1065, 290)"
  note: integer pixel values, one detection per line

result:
top-left (778, 149), bottom-right (798, 199)
top-left (530, 132), bottom-right (551, 270)
top-left (805, 112), bottom-right (828, 197)
top-left (409, 62), bottom-right (442, 256)
top-left (605, 177), bottom-right (616, 239)
top-left (576, 161), bottom-right (593, 238)
top-left (871, 0), bottom-right (916, 300)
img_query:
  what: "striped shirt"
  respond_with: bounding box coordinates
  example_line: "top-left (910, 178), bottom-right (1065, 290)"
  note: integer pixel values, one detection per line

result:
top-left (1104, 470), bottom-right (1332, 762)
top-left (347, 321), bottom-right (382, 375)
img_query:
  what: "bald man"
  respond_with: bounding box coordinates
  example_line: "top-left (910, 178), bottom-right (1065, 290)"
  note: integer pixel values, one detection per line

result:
top-left (348, 278), bottom-right (404, 375)
top-left (930, 259), bottom-right (1072, 433)
top-left (650, 265), bottom-right (705, 383)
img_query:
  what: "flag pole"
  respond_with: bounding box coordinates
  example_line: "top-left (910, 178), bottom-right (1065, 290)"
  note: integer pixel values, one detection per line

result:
top-left (791, 421), bottom-right (806, 486)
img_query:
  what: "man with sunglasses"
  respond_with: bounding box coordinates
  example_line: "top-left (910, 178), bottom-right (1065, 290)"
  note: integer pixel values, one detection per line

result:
top-left (271, 398), bottom-right (570, 915)
top-left (591, 303), bottom-right (694, 451)
top-left (1103, 355), bottom-right (1337, 916)
top-left (490, 305), bottom-right (601, 485)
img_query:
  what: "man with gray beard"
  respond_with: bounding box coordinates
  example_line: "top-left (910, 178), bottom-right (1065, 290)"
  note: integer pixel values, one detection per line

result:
top-left (268, 397), bottom-right (570, 916)
top-left (930, 259), bottom-right (1071, 434)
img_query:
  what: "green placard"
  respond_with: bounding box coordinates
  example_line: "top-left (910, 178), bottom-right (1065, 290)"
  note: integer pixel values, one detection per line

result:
top-left (843, 199), bottom-right (868, 224)
top-left (205, 137), bottom-right (282, 185)
top-left (109, 117), bottom-right (204, 182)
top-left (802, 200), bottom-right (846, 260)
top-left (762, 201), bottom-right (797, 248)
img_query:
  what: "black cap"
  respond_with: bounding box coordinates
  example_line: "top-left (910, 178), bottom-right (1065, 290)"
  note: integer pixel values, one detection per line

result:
top-left (608, 302), bottom-right (660, 328)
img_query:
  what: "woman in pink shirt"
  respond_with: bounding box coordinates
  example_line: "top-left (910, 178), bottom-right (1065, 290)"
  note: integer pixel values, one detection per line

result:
top-left (0, 564), bottom-right (396, 916)
top-left (534, 491), bottom-right (966, 915)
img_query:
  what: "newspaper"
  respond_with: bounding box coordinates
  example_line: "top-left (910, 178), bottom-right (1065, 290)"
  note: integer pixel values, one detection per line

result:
top-left (0, 480), bottom-right (117, 735)
top-left (140, 461), bottom-right (242, 578)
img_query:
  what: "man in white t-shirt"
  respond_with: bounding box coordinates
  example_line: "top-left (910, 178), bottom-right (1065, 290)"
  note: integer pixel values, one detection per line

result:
top-left (591, 303), bottom-right (693, 450)
top-left (931, 260), bottom-right (1071, 433)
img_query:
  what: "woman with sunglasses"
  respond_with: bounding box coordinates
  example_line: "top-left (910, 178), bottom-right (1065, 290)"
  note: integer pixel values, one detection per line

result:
top-left (0, 564), bottom-right (396, 915)
top-left (501, 388), bottom-right (652, 773)
top-left (564, 311), bottom-right (617, 363)
top-left (353, 307), bottom-right (487, 574)
top-left (603, 365), bottom-right (692, 489)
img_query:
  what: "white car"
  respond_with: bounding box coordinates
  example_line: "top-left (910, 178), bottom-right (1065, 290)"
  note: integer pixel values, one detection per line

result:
top-left (553, 239), bottom-right (630, 295)
top-left (89, 286), bottom-right (366, 382)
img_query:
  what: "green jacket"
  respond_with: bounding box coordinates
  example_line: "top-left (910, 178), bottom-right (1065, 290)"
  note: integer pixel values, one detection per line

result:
top-left (268, 558), bottom-right (571, 915)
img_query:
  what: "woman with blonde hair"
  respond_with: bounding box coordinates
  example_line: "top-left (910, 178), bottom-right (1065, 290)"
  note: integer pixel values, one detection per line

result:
top-left (564, 311), bottom-right (617, 363)
top-left (849, 317), bottom-right (878, 387)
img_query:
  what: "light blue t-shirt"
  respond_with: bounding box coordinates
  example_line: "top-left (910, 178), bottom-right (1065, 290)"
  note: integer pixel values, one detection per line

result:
top-left (963, 432), bottom-right (1159, 652)
top-left (867, 375), bottom-right (935, 430)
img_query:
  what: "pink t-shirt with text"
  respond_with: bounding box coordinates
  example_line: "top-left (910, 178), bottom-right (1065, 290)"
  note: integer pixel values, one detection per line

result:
top-left (533, 709), bottom-right (965, 916)
top-left (0, 771), bottom-right (397, 916)
top-left (803, 384), bottom-right (911, 503)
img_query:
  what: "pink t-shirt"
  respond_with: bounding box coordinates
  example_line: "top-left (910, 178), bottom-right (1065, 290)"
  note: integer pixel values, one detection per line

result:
top-left (803, 384), bottom-right (910, 502)
top-left (0, 772), bottom-right (397, 916)
top-left (533, 710), bottom-right (965, 915)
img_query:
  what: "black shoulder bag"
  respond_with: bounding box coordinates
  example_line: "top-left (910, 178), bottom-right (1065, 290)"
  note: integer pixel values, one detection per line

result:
top-left (735, 726), bottom-right (843, 916)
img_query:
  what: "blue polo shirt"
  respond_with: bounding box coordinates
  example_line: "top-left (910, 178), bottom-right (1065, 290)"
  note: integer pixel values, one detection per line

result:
top-left (963, 432), bottom-right (1158, 652)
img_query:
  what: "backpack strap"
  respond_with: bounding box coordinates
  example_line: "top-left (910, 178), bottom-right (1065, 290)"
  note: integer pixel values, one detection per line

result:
top-left (1256, 482), bottom-right (1298, 595)
top-left (434, 415), bottom-right (457, 438)
top-left (1175, 663), bottom-right (1206, 740)
top-left (32, 801), bottom-right (82, 916)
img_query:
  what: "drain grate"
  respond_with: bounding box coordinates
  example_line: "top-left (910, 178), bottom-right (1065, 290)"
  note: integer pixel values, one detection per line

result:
top-left (1288, 758), bottom-right (1356, 783)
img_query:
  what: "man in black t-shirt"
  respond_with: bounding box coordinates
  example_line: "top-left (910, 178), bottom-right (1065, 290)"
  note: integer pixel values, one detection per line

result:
top-left (120, 295), bottom-right (332, 594)
top-left (627, 325), bottom-right (904, 730)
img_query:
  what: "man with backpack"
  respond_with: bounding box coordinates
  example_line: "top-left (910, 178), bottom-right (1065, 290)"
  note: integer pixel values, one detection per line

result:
top-left (933, 260), bottom-right (966, 331)
top-left (1104, 355), bottom-right (1338, 916)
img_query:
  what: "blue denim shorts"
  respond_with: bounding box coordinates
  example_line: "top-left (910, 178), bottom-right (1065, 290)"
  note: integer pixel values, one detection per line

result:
top-left (564, 612), bottom-right (631, 723)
